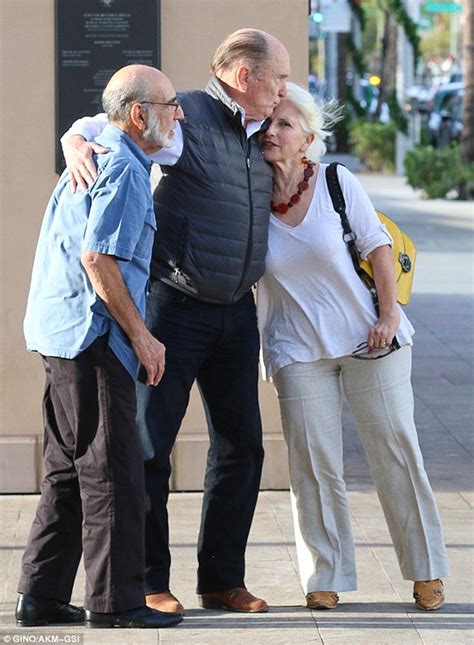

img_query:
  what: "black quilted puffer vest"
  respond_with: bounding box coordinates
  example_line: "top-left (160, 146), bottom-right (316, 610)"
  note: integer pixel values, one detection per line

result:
top-left (151, 78), bottom-right (272, 304)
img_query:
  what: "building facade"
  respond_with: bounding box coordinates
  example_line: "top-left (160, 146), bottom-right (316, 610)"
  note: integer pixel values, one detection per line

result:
top-left (0, 0), bottom-right (309, 492)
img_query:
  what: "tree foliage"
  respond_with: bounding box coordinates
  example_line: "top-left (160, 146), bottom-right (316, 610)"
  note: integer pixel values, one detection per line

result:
top-left (419, 14), bottom-right (451, 59)
top-left (405, 145), bottom-right (474, 199)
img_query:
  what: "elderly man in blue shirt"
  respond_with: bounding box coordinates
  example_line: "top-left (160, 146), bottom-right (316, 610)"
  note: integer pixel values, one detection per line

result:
top-left (17, 64), bottom-right (184, 630)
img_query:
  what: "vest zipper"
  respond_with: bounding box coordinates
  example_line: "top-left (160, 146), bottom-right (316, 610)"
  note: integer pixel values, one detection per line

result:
top-left (232, 140), bottom-right (255, 302)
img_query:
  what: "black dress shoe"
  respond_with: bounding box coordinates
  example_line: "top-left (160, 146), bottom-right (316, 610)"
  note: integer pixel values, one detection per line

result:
top-left (85, 605), bottom-right (183, 628)
top-left (16, 593), bottom-right (85, 627)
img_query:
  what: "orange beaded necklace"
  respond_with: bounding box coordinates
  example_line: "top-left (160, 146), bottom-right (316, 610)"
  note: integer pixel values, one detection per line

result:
top-left (270, 157), bottom-right (315, 215)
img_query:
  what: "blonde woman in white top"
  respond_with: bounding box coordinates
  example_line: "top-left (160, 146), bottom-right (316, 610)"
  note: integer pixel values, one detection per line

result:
top-left (257, 82), bottom-right (449, 611)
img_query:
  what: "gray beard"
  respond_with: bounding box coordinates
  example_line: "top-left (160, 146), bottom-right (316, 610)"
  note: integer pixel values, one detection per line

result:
top-left (142, 110), bottom-right (173, 149)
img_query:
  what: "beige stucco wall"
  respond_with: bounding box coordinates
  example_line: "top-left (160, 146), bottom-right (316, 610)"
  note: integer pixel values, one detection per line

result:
top-left (0, 0), bottom-right (308, 492)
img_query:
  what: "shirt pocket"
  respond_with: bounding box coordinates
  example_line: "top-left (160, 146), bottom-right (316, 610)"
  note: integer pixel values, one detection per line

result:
top-left (134, 208), bottom-right (157, 260)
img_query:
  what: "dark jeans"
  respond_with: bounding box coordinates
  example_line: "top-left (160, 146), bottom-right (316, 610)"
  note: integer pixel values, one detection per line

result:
top-left (18, 336), bottom-right (146, 612)
top-left (136, 281), bottom-right (264, 594)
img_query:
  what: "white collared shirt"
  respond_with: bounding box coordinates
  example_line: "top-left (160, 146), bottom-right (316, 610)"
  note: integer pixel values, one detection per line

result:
top-left (61, 101), bottom-right (264, 167)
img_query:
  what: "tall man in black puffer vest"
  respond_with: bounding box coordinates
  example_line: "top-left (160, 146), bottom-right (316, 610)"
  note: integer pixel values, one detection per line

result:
top-left (62, 29), bottom-right (290, 615)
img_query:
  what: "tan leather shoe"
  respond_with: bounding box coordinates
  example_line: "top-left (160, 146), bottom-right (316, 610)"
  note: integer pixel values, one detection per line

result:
top-left (146, 592), bottom-right (185, 614)
top-left (413, 579), bottom-right (444, 611)
top-left (306, 591), bottom-right (339, 609)
top-left (199, 587), bottom-right (268, 613)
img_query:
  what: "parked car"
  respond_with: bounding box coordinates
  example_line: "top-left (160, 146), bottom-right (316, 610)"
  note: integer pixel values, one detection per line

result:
top-left (436, 89), bottom-right (464, 148)
top-left (428, 82), bottom-right (464, 147)
top-left (405, 83), bottom-right (434, 115)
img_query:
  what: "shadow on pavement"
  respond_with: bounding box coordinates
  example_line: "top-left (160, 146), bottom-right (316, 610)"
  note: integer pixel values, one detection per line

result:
top-left (166, 603), bottom-right (474, 630)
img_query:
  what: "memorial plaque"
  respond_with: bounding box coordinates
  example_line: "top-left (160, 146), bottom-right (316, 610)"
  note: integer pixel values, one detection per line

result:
top-left (55, 0), bottom-right (160, 173)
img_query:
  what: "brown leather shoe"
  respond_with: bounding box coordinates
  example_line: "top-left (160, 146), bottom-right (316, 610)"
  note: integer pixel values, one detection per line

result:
top-left (306, 591), bottom-right (339, 609)
top-left (413, 579), bottom-right (444, 611)
top-left (199, 588), bottom-right (268, 613)
top-left (146, 592), bottom-right (185, 614)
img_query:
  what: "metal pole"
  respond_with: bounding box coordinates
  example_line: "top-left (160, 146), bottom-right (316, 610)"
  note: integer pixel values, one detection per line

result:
top-left (395, 0), bottom-right (420, 174)
top-left (325, 32), bottom-right (339, 98)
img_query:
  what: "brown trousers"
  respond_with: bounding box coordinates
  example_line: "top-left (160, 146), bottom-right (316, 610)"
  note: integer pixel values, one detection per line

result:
top-left (18, 335), bottom-right (146, 612)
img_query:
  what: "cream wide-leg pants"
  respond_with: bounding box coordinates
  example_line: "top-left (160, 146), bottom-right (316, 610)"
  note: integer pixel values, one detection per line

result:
top-left (272, 346), bottom-right (449, 593)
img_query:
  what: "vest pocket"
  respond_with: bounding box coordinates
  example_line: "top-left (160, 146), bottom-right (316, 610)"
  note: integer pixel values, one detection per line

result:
top-left (154, 212), bottom-right (190, 272)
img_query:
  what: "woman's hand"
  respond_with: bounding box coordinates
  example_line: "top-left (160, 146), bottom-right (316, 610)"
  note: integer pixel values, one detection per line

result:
top-left (63, 135), bottom-right (108, 193)
top-left (366, 244), bottom-right (400, 350)
top-left (368, 308), bottom-right (401, 350)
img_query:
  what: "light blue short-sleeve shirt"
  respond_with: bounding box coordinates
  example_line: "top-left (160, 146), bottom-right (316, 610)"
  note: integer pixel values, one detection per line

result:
top-left (24, 124), bottom-right (156, 379)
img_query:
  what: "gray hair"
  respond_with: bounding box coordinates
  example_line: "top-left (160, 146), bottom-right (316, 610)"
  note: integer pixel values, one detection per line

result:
top-left (102, 75), bottom-right (153, 122)
top-left (284, 82), bottom-right (344, 161)
top-left (210, 28), bottom-right (270, 77)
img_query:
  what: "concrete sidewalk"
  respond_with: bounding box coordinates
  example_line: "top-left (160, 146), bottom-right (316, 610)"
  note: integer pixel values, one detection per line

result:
top-left (1, 172), bottom-right (473, 644)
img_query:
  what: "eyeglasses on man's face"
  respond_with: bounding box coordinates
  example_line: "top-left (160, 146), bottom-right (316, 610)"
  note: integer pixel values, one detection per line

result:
top-left (351, 338), bottom-right (400, 360)
top-left (140, 99), bottom-right (181, 114)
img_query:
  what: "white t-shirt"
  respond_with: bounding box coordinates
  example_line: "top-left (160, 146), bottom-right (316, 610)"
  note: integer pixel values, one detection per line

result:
top-left (257, 163), bottom-right (415, 380)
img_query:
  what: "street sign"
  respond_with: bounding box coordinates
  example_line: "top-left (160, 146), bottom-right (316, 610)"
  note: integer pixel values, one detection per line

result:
top-left (424, 2), bottom-right (461, 12)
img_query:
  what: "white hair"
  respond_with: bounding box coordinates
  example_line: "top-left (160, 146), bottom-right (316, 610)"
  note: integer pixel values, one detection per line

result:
top-left (284, 82), bottom-right (343, 162)
top-left (102, 75), bottom-right (152, 121)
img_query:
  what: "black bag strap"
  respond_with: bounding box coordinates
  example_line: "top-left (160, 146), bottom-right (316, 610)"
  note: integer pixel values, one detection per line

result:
top-left (325, 163), bottom-right (364, 278)
top-left (325, 162), bottom-right (380, 314)
top-left (325, 162), bottom-right (401, 350)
